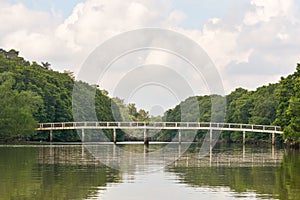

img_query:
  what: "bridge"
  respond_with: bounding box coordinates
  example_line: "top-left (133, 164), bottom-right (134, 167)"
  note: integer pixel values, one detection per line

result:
top-left (36, 122), bottom-right (283, 145)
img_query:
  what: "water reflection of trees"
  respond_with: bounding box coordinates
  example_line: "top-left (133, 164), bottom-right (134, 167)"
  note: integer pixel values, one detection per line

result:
top-left (1, 144), bottom-right (298, 200)
top-left (0, 146), bottom-right (121, 200)
top-left (172, 143), bottom-right (284, 167)
top-left (167, 148), bottom-right (300, 200)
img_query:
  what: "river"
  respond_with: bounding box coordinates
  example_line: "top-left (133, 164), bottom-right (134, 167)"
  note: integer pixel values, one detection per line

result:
top-left (0, 143), bottom-right (299, 200)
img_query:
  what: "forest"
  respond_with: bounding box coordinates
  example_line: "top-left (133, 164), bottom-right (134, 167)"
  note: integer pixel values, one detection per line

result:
top-left (0, 48), bottom-right (299, 144)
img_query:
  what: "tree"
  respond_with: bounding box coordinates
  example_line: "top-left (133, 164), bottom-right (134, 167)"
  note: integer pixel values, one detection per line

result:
top-left (0, 73), bottom-right (42, 140)
top-left (282, 78), bottom-right (300, 143)
top-left (128, 103), bottom-right (138, 120)
top-left (137, 109), bottom-right (150, 121)
top-left (225, 88), bottom-right (248, 123)
top-left (229, 92), bottom-right (253, 124)
top-left (274, 64), bottom-right (300, 143)
top-left (6, 49), bottom-right (19, 60)
top-left (41, 62), bottom-right (51, 70)
top-left (248, 85), bottom-right (278, 125)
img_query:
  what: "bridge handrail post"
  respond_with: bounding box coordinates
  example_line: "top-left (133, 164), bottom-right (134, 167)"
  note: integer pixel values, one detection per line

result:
top-left (35, 121), bottom-right (284, 139)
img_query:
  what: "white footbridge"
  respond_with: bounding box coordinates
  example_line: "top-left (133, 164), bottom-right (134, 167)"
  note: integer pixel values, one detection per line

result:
top-left (36, 121), bottom-right (283, 145)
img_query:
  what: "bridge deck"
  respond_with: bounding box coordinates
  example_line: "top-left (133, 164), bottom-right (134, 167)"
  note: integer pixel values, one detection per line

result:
top-left (36, 122), bottom-right (283, 134)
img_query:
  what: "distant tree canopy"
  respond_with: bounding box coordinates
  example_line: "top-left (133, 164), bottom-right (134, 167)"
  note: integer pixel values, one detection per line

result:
top-left (0, 48), bottom-right (299, 143)
top-left (162, 64), bottom-right (300, 144)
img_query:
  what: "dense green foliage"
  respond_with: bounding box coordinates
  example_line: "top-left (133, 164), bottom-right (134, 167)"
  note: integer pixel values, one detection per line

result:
top-left (0, 48), bottom-right (299, 143)
top-left (0, 49), bottom-right (151, 142)
top-left (162, 64), bottom-right (300, 144)
top-left (274, 65), bottom-right (300, 143)
top-left (0, 72), bottom-right (42, 140)
top-left (0, 49), bottom-right (116, 141)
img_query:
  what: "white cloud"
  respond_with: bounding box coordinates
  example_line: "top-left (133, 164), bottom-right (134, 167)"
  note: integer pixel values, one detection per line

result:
top-left (0, 3), bottom-right (54, 34)
top-left (179, 0), bottom-right (300, 92)
top-left (165, 10), bottom-right (187, 26)
top-left (0, 2), bottom-right (68, 65)
top-left (243, 0), bottom-right (297, 25)
top-left (0, 0), bottom-right (176, 72)
top-left (1, 0), bottom-right (300, 96)
top-left (55, 0), bottom-right (173, 54)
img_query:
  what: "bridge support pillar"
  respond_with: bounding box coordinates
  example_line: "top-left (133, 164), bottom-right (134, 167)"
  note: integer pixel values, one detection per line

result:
top-left (49, 130), bottom-right (53, 142)
top-left (113, 129), bottom-right (117, 144)
top-left (243, 131), bottom-right (246, 145)
top-left (81, 129), bottom-right (85, 143)
top-left (272, 132), bottom-right (275, 145)
top-left (144, 129), bottom-right (149, 145)
top-left (178, 130), bottom-right (182, 144)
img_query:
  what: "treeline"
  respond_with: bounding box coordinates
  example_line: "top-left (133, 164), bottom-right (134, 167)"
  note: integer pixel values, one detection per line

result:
top-left (0, 48), bottom-right (299, 143)
top-left (163, 64), bottom-right (300, 144)
top-left (168, 147), bottom-right (300, 199)
top-left (0, 49), bottom-right (117, 141)
top-left (0, 49), bottom-right (149, 142)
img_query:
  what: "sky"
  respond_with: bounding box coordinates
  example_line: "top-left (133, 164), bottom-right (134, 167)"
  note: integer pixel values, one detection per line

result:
top-left (1, 0), bottom-right (300, 115)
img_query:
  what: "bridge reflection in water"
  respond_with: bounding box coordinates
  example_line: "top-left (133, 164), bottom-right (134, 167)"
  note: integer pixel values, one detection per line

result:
top-left (38, 144), bottom-right (283, 171)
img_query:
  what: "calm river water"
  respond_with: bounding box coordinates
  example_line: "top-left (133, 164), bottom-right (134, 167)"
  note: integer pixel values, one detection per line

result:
top-left (0, 143), bottom-right (299, 200)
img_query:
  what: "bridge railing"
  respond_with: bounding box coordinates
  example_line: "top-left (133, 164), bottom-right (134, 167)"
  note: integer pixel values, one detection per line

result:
top-left (37, 121), bottom-right (282, 133)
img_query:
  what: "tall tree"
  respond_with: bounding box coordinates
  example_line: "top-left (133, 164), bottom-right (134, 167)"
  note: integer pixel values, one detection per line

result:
top-left (0, 72), bottom-right (42, 140)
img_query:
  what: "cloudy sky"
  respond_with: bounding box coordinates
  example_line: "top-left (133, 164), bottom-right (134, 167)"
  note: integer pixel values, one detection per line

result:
top-left (1, 0), bottom-right (300, 114)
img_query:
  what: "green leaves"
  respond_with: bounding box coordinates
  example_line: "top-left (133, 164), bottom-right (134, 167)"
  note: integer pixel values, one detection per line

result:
top-left (1, 47), bottom-right (300, 143)
top-left (164, 64), bottom-right (300, 143)
top-left (275, 65), bottom-right (300, 143)
top-left (0, 72), bottom-right (42, 140)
